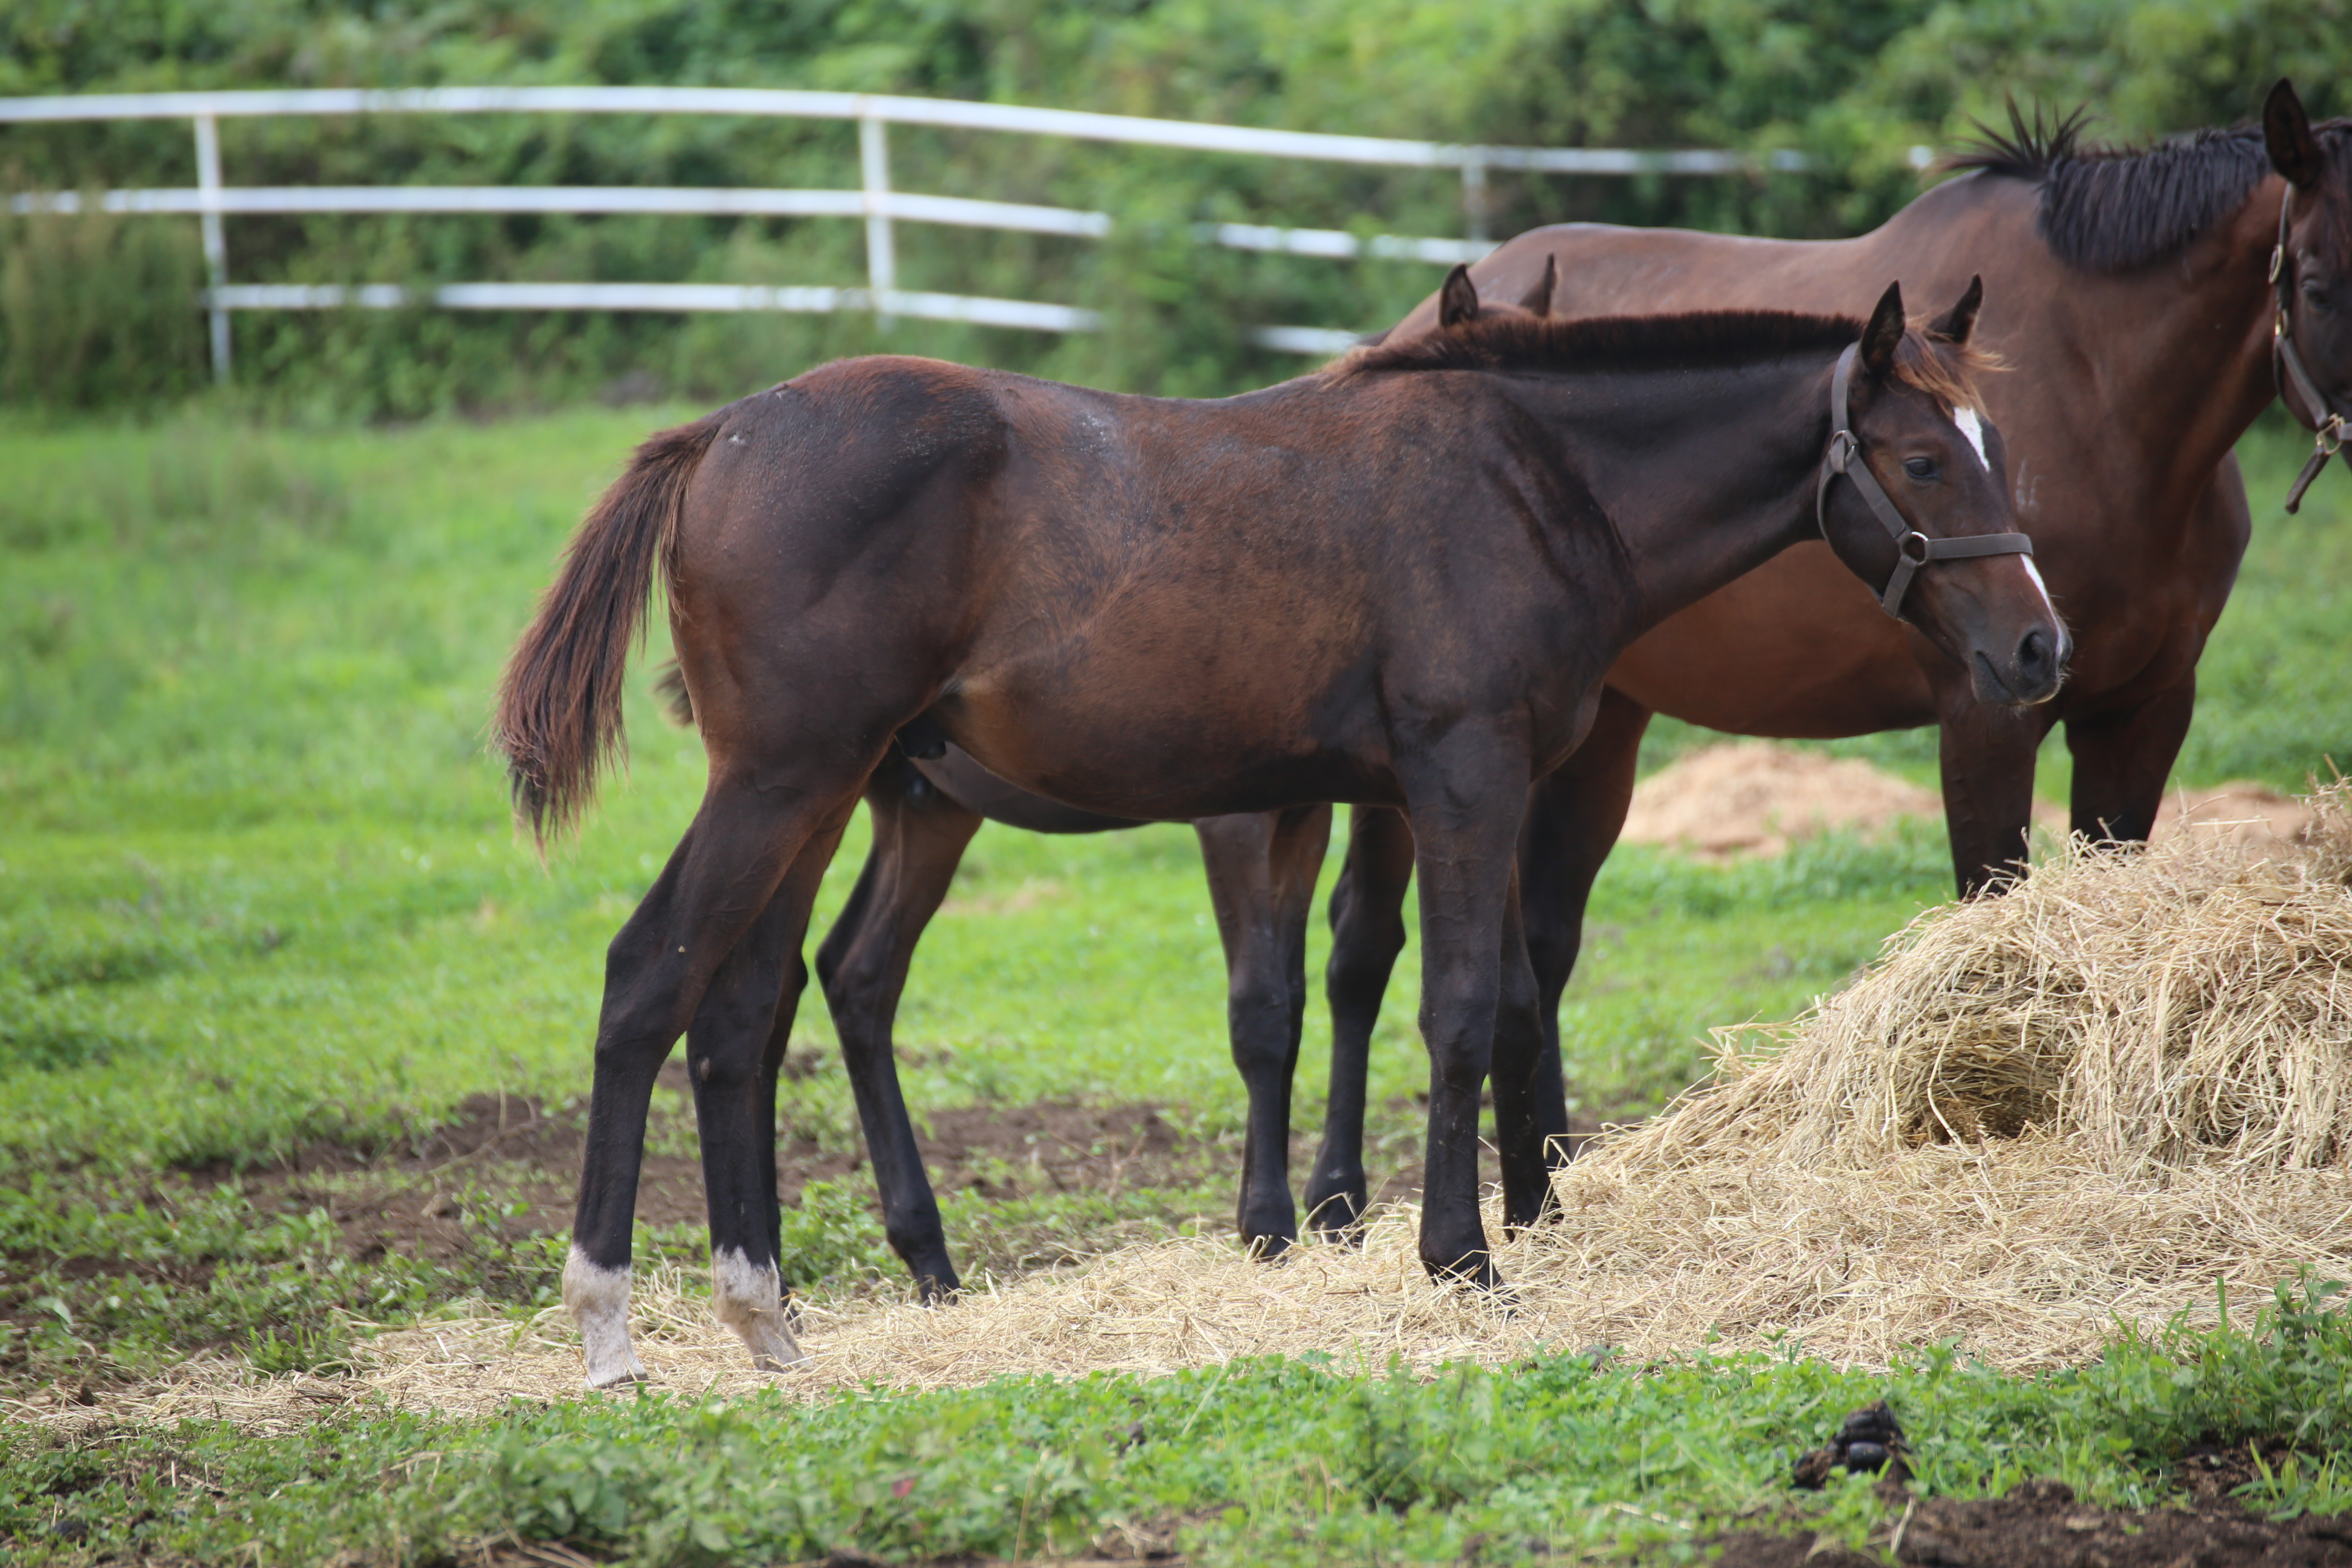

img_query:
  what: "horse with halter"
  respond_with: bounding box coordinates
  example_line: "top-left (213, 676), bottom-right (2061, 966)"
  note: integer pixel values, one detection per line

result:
top-left (497, 278), bottom-right (2059, 1381)
top-left (1289, 79), bottom-right (2352, 1233)
top-left (610, 264), bottom-right (1567, 1296)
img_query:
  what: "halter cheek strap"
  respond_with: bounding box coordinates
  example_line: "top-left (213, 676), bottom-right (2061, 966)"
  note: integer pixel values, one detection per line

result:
top-left (2272, 183), bottom-right (2346, 514)
top-left (1815, 342), bottom-right (2036, 619)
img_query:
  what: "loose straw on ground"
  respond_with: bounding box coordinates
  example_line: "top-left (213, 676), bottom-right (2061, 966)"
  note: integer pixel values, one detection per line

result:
top-left (32, 781), bottom-right (2352, 1431)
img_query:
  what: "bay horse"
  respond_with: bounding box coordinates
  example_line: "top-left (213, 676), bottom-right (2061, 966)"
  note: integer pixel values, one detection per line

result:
top-left (497, 280), bottom-right (2060, 1383)
top-left (1288, 80), bottom-right (2352, 1236)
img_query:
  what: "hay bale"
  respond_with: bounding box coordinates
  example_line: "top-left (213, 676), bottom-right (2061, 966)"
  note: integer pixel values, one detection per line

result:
top-left (1624, 775), bottom-right (2352, 1176)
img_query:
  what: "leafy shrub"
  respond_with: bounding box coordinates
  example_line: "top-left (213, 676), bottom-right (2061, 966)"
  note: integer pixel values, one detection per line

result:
top-left (0, 204), bottom-right (205, 409)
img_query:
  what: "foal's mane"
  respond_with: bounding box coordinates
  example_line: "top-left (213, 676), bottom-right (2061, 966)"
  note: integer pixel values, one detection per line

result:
top-left (1339, 309), bottom-right (1996, 412)
top-left (1947, 99), bottom-right (2352, 274)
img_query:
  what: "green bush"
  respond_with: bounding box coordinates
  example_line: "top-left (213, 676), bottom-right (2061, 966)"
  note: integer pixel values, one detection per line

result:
top-left (0, 203), bottom-right (205, 408)
top-left (6, 0), bottom-right (2346, 413)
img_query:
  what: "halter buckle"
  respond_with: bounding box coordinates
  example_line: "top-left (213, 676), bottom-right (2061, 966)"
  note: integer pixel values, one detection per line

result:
top-left (2271, 244), bottom-right (2285, 285)
top-left (2321, 414), bottom-right (2345, 456)
top-left (1826, 430), bottom-right (1857, 474)
top-left (1897, 530), bottom-right (1933, 566)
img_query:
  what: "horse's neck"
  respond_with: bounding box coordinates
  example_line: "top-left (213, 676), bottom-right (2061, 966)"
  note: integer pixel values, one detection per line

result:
top-left (1963, 176), bottom-right (2281, 512)
top-left (1533, 370), bottom-right (1827, 633)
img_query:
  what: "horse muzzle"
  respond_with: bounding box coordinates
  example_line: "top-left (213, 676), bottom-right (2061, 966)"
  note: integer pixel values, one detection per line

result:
top-left (1973, 622), bottom-right (2069, 708)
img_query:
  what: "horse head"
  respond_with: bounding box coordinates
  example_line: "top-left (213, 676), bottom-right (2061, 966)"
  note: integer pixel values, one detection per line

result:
top-left (1820, 279), bottom-right (2069, 707)
top-left (2263, 80), bottom-right (2352, 505)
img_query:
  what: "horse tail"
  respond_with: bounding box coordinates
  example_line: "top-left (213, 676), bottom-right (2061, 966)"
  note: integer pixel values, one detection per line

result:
top-left (494, 413), bottom-right (722, 845)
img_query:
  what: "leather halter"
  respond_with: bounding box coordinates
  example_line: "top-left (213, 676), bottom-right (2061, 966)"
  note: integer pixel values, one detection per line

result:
top-left (2271, 182), bottom-right (2346, 514)
top-left (1814, 341), bottom-right (2036, 619)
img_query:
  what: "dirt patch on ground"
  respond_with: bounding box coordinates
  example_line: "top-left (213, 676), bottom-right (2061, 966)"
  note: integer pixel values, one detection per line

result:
top-left (1623, 744), bottom-right (2316, 860)
top-left (214, 1074), bottom-right (1583, 1274)
top-left (233, 1076), bottom-right (1224, 1270)
top-left (1622, 742), bottom-right (1943, 858)
top-left (1691, 1479), bottom-right (2352, 1567)
top-left (2153, 780), bottom-right (2319, 849)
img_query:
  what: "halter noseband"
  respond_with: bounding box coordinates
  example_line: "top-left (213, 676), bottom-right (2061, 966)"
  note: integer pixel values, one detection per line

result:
top-left (1814, 341), bottom-right (2036, 619)
top-left (2272, 182), bottom-right (2346, 514)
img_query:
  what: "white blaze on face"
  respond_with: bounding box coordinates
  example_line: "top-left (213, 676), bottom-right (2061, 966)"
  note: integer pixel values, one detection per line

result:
top-left (2020, 553), bottom-right (2061, 626)
top-left (1952, 405), bottom-right (1990, 470)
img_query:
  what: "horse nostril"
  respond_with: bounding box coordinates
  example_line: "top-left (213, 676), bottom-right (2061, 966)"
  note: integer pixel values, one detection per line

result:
top-left (2017, 628), bottom-right (2051, 680)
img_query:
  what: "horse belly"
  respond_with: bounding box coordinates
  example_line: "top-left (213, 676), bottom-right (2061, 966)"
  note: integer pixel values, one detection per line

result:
top-left (941, 631), bottom-right (1385, 820)
top-left (1607, 544), bottom-right (1937, 737)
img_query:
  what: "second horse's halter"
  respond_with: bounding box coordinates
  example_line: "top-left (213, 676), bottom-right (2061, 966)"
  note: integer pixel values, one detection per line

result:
top-left (2272, 182), bottom-right (2348, 514)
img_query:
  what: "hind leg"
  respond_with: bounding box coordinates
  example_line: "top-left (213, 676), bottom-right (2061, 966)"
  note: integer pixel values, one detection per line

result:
top-left (1197, 803), bottom-right (1333, 1256)
top-left (684, 826), bottom-right (844, 1371)
top-left (1305, 805), bottom-right (1414, 1238)
top-left (563, 774), bottom-right (857, 1387)
top-left (815, 753), bottom-right (980, 1298)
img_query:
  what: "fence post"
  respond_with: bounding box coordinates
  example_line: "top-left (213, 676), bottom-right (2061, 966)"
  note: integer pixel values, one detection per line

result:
top-left (859, 112), bottom-right (895, 327)
top-left (192, 112), bottom-right (231, 383)
top-left (1460, 152), bottom-right (1489, 247)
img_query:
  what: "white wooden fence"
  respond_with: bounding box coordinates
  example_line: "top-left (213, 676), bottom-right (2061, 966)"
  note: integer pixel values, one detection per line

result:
top-left (0, 87), bottom-right (1806, 382)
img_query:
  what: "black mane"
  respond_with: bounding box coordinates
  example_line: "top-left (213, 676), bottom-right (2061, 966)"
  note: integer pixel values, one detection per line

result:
top-left (1344, 310), bottom-right (1864, 379)
top-left (1944, 98), bottom-right (2350, 274)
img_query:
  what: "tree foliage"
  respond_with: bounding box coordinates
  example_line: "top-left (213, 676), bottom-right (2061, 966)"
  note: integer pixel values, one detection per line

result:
top-left (1, 1), bottom-right (2342, 411)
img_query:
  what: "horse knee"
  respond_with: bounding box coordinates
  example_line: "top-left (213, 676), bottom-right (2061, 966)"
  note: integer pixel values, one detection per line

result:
top-left (1225, 966), bottom-right (1296, 1071)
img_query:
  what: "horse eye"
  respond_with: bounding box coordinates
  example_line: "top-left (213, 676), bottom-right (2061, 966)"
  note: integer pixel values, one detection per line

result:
top-left (1902, 457), bottom-right (1938, 482)
top-left (2303, 278), bottom-right (2332, 312)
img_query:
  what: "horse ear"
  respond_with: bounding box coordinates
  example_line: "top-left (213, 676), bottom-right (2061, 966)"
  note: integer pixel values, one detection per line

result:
top-left (2266, 79), bottom-right (2323, 189)
top-left (1438, 265), bottom-right (1480, 329)
top-left (1860, 281), bottom-right (1906, 377)
top-left (1927, 275), bottom-right (1983, 345)
top-left (1518, 255), bottom-right (1557, 317)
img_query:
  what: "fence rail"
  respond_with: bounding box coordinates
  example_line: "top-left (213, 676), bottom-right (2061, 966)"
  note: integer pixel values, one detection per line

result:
top-left (0, 85), bottom-right (1809, 381)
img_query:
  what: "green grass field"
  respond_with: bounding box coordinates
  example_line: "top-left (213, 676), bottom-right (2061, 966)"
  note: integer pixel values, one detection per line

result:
top-left (1, 405), bottom-right (2348, 1563)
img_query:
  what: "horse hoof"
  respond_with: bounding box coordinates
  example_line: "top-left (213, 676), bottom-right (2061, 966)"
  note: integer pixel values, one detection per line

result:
top-left (1304, 1191), bottom-right (1369, 1242)
top-left (1422, 1252), bottom-right (1503, 1292)
top-left (583, 1352), bottom-right (649, 1390)
top-left (1243, 1231), bottom-right (1295, 1262)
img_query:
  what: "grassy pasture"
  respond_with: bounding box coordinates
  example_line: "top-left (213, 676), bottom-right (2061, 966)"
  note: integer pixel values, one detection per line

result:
top-left (0, 405), bottom-right (2348, 1563)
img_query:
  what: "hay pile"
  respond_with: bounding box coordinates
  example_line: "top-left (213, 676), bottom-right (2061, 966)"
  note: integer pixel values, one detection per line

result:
top-left (40, 782), bottom-right (2352, 1429)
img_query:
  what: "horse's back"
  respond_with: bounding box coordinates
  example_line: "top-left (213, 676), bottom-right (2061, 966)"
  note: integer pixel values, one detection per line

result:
top-left (1394, 175), bottom-right (2033, 338)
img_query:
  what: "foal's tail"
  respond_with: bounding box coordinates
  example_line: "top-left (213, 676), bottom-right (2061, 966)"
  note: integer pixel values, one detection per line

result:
top-left (493, 413), bottom-right (723, 845)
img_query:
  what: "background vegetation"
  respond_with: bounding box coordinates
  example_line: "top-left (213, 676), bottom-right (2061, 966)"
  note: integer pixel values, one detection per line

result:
top-left (7, 0), bottom-right (2352, 414)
